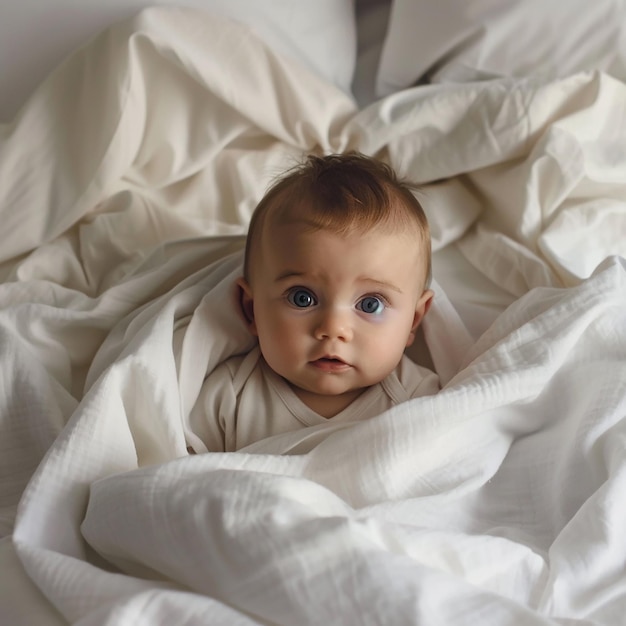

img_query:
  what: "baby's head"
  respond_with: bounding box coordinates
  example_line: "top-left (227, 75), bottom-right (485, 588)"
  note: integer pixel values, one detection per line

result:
top-left (237, 152), bottom-right (433, 416)
top-left (242, 152), bottom-right (431, 287)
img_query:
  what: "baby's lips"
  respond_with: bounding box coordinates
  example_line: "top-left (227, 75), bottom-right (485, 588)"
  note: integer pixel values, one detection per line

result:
top-left (310, 356), bottom-right (351, 372)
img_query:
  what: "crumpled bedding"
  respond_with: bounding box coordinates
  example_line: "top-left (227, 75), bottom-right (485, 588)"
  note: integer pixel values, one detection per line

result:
top-left (1, 7), bottom-right (626, 625)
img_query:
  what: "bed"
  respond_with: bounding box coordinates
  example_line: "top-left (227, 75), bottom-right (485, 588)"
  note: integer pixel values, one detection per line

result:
top-left (1, 1), bottom-right (626, 624)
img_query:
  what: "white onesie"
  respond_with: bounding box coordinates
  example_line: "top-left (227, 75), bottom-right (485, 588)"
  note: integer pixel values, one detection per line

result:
top-left (188, 346), bottom-right (439, 453)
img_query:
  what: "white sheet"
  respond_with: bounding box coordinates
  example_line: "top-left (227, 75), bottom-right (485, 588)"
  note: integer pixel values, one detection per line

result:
top-left (0, 0), bottom-right (356, 122)
top-left (1, 7), bottom-right (626, 625)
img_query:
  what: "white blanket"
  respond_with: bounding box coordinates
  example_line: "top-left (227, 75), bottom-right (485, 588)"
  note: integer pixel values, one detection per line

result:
top-left (1, 7), bottom-right (626, 625)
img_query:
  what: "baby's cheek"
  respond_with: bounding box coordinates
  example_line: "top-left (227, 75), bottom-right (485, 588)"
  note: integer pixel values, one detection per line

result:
top-left (367, 321), bottom-right (410, 358)
top-left (267, 313), bottom-right (304, 347)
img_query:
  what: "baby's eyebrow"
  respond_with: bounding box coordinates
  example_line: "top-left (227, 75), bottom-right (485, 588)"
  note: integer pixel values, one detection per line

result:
top-left (358, 277), bottom-right (403, 294)
top-left (273, 272), bottom-right (404, 294)
top-left (274, 270), bottom-right (306, 282)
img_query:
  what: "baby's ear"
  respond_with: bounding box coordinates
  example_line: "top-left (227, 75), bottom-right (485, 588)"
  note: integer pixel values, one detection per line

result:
top-left (235, 277), bottom-right (258, 335)
top-left (406, 289), bottom-right (434, 347)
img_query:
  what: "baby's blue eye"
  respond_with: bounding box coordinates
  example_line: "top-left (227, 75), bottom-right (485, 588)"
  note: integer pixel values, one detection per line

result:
top-left (287, 288), bottom-right (317, 308)
top-left (357, 296), bottom-right (385, 315)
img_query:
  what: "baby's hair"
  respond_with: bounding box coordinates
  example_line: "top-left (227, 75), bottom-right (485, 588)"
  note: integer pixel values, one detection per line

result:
top-left (243, 151), bottom-right (431, 285)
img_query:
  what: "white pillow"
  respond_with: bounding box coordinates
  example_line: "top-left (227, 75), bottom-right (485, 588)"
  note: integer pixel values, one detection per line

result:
top-left (376, 0), bottom-right (626, 97)
top-left (203, 0), bottom-right (357, 95)
top-left (0, 0), bottom-right (356, 122)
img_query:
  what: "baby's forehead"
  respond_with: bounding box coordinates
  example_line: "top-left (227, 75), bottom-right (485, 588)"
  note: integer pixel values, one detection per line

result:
top-left (261, 211), bottom-right (423, 244)
top-left (248, 215), bottom-right (429, 288)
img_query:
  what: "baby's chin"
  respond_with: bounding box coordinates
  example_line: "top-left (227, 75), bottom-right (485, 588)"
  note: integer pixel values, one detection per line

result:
top-left (287, 373), bottom-right (385, 400)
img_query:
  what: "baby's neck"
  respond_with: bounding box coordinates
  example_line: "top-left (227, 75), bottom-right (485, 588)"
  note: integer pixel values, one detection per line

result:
top-left (292, 385), bottom-right (367, 419)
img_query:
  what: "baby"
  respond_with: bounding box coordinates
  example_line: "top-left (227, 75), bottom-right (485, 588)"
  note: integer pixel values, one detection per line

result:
top-left (188, 152), bottom-right (439, 453)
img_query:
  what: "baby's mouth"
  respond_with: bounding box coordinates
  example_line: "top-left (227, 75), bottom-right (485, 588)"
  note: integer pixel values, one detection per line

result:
top-left (310, 356), bottom-right (351, 372)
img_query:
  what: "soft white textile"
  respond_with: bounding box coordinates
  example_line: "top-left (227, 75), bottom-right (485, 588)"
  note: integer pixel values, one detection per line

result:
top-left (377, 0), bottom-right (626, 96)
top-left (0, 0), bottom-right (356, 122)
top-left (1, 7), bottom-right (625, 625)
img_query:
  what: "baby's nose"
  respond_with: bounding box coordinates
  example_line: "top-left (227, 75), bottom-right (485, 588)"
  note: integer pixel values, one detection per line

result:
top-left (313, 307), bottom-right (353, 342)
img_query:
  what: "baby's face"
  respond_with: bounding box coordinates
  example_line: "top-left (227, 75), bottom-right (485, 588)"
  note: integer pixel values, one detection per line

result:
top-left (240, 221), bottom-right (432, 413)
